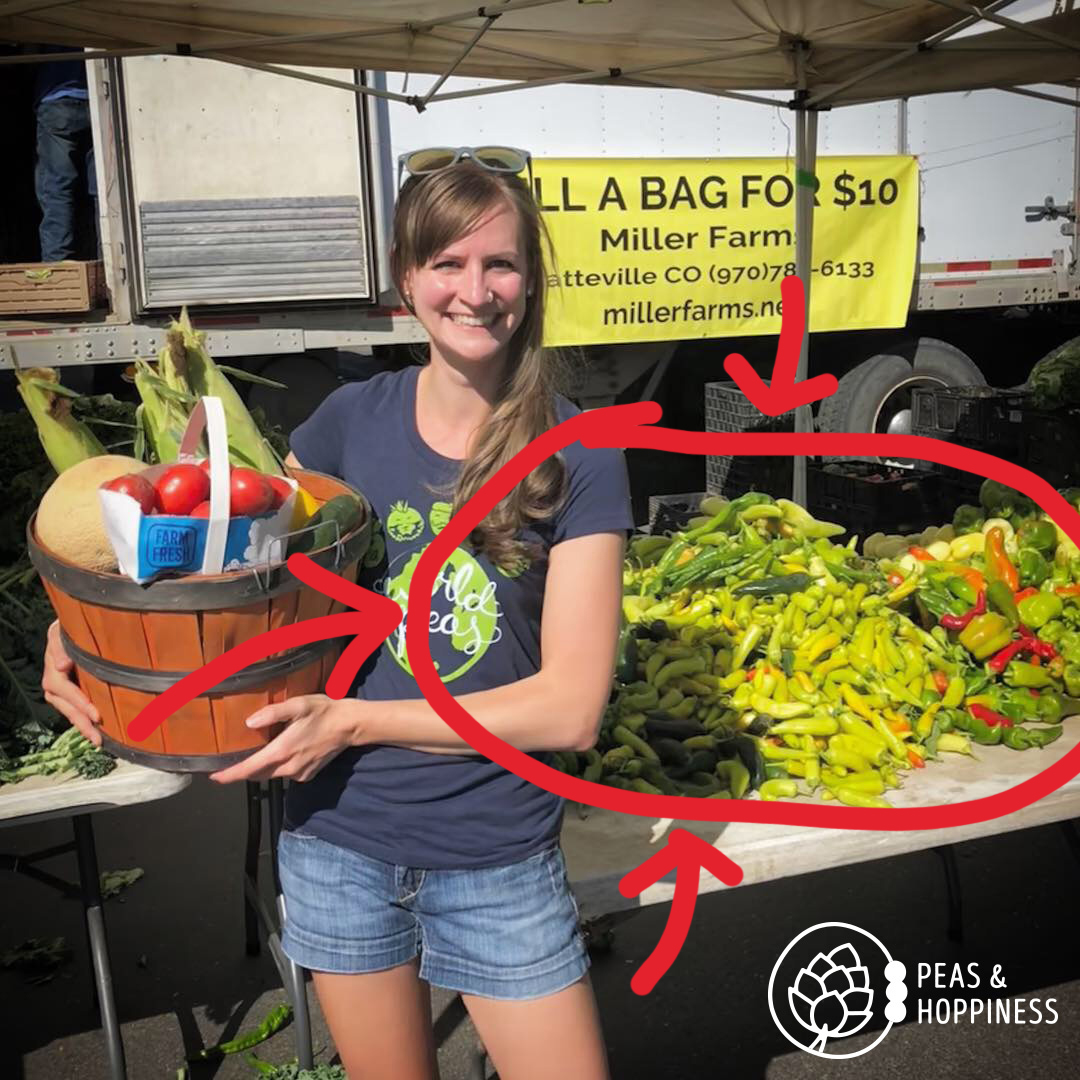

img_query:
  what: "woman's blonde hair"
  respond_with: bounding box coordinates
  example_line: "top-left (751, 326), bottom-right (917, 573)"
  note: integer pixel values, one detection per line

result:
top-left (390, 162), bottom-right (567, 571)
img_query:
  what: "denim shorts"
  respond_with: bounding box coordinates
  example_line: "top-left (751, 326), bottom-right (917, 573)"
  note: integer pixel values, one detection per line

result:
top-left (277, 827), bottom-right (589, 1000)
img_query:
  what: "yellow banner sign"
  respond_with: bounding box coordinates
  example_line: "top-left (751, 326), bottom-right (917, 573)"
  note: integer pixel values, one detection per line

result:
top-left (535, 157), bottom-right (918, 347)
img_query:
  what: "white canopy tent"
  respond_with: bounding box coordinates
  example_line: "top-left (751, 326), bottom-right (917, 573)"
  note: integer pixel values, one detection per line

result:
top-left (4, 0), bottom-right (1080, 501)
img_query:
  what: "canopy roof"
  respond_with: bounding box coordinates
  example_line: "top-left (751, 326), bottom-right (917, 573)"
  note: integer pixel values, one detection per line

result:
top-left (3, 0), bottom-right (1079, 109)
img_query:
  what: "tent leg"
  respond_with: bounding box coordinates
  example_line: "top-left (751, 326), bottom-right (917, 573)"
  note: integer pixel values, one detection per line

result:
top-left (793, 107), bottom-right (818, 505)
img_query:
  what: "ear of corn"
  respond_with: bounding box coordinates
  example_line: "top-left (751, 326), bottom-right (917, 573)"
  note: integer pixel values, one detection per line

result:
top-left (133, 357), bottom-right (190, 464)
top-left (172, 308), bottom-right (285, 475)
top-left (13, 364), bottom-right (107, 474)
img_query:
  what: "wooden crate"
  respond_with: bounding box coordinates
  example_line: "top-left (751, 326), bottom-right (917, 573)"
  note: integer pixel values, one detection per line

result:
top-left (0, 260), bottom-right (104, 315)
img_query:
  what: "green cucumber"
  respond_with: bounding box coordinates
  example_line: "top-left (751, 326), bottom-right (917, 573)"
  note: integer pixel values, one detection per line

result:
top-left (288, 494), bottom-right (363, 555)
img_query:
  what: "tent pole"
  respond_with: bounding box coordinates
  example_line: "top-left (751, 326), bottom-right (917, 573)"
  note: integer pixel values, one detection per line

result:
top-left (792, 105), bottom-right (818, 506)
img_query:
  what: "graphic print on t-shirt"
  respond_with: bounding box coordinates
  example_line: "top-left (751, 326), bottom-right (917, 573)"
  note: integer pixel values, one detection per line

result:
top-left (386, 500), bottom-right (425, 543)
top-left (380, 543), bottom-right (502, 681)
top-left (428, 501), bottom-right (453, 535)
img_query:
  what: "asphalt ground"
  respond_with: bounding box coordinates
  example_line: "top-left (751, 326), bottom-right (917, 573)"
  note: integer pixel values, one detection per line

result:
top-left (3, 773), bottom-right (1080, 1080)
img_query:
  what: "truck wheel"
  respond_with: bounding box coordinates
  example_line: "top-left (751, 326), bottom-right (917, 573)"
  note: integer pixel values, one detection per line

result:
top-left (817, 339), bottom-right (985, 459)
top-left (909, 337), bottom-right (985, 391)
top-left (816, 354), bottom-right (912, 459)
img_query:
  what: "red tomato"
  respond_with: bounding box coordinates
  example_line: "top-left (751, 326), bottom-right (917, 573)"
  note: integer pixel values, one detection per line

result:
top-left (155, 464), bottom-right (211, 516)
top-left (197, 459), bottom-right (212, 473)
top-left (230, 467), bottom-right (275, 516)
top-left (102, 473), bottom-right (158, 515)
top-left (266, 475), bottom-right (293, 511)
top-left (190, 500), bottom-right (212, 518)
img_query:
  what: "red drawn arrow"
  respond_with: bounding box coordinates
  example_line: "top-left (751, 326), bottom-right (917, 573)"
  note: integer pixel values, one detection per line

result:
top-left (618, 829), bottom-right (744, 994)
top-left (722, 275), bottom-right (839, 415)
top-left (125, 553), bottom-right (402, 743)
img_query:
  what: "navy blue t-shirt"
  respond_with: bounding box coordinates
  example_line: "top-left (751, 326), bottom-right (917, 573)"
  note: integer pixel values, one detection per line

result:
top-left (285, 364), bottom-right (633, 868)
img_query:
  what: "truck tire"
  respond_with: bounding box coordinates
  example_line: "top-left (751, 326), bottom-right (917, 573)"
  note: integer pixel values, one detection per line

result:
top-left (817, 339), bottom-right (985, 459)
top-left (909, 337), bottom-right (985, 391)
top-left (816, 354), bottom-right (912, 458)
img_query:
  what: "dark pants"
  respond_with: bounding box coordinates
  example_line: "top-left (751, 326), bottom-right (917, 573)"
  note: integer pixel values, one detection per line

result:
top-left (35, 96), bottom-right (98, 262)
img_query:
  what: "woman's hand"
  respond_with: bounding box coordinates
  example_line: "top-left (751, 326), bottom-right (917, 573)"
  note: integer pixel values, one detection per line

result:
top-left (209, 694), bottom-right (360, 784)
top-left (42, 620), bottom-right (102, 747)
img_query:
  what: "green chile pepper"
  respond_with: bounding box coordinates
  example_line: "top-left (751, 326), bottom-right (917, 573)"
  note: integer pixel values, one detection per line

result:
top-left (1018, 548), bottom-right (1051, 589)
top-left (1002, 724), bottom-right (1063, 750)
top-left (759, 778), bottom-right (798, 801)
top-left (714, 758), bottom-right (751, 798)
top-left (1017, 519), bottom-right (1058, 555)
top-left (1004, 660), bottom-right (1057, 689)
top-left (1017, 592), bottom-right (1063, 630)
top-left (733, 573), bottom-right (813, 598)
top-left (1064, 662), bottom-right (1080, 699)
top-left (987, 580), bottom-right (1021, 627)
top-left (967, 715), bottom-right (1003, 746)
top-left (1035, 691), bottom-right (1064, 723)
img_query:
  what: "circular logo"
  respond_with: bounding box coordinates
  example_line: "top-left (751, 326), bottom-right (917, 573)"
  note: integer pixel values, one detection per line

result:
top-left (384, 544), bottom-right (501, 682)
top-left (767, 922), bottom-right (906, 1059)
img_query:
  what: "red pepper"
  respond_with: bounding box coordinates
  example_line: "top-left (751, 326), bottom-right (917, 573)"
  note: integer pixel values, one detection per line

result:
top-left (940, 590), bottom-right (986, 631)
top-left (1014, 587), bottom-right (1039, 604)
top-left (907, 749), bottom-right (926, 769)
top-left (969, 703), bottom-right (1014, 729)
top-left (1026, 638), bottom-right (1059, 661)
top-left (1055, 584), bottom-right (1080, 597)
top-left (931, 670), bottom-right (950, 696)
top-left (987, 639), bottom-right (1028, 674)
top-left (887, 572), bottom-right (904, 588)
top-left (987, 632), bottom-right (1060, 673)
top-left (908, 546), bottom-right (936, 562)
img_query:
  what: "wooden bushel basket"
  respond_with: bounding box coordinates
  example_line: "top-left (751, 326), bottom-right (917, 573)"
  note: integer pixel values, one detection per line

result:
top-left (27, 469), bottom-right (372, 773)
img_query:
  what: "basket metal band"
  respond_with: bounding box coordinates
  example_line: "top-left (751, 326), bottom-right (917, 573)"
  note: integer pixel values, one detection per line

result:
top-left (99, 733), bottom-right (256, 774)
top-left (61, 629), bottom-right (340, 695)
top-left (29, 516), bottom-right (370, 611)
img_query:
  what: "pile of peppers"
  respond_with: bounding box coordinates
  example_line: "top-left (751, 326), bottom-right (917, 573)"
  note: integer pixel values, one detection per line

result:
top-left (554, 491), bottom-right (1080, 808)
top-left (911, 513), bottom-right (1080, 748)
top-left (559, 494), bottom-right (989, 808)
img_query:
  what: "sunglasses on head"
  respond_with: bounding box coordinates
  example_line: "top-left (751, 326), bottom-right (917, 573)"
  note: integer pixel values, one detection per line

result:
top-left (396, 146), bottom-right (533, 191)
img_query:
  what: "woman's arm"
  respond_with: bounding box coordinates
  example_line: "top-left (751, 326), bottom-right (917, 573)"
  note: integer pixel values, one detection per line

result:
top-left (352, 530), bottom-right (625, 754)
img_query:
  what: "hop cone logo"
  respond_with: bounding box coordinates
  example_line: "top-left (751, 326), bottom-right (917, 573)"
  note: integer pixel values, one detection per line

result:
top-left (787, 943), bottom-right (873, 1051)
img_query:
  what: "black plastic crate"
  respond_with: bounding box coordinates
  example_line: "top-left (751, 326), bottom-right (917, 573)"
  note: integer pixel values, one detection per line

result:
top-left (1022, 408), bottom-right (1080, 487)
top-left (647, 491), bottom-right (707, 534)
top-left (912, 386), bottom-right (1079, 487)
top-left (910, 385), bottom-right (1032, 458)
top-left (709, 456), bottom-right (793, 499)
top-left (705, 381), bottom-right (795, 434)
top-left (705, 381), bottom-right (794, 496)
top-left (807, 461), bottom-right (944, 536)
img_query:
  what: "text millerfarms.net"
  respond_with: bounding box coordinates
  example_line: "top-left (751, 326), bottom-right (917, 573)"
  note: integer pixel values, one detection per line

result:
top-left (602, 298), bottom-right (782, 326)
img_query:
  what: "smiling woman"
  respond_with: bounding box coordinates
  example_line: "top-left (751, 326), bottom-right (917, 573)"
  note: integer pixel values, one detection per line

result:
top-left (200, 155), bottom-right (632, 1080)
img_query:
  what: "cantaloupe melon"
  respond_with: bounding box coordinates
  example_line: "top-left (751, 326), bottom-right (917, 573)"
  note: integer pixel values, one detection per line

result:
top-left (35, 455), bottom-right (148, 573)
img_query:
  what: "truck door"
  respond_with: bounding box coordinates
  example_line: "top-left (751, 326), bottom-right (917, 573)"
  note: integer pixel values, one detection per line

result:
top-left (113, 56), bottom-right (376, 310)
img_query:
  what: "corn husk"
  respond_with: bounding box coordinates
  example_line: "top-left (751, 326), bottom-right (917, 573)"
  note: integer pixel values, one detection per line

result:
top-left (173, 308), bottom-right (285, 475)
top-left (132, 332), bottom-right (194, 465)
top-left (13, 364), bottom-right (106, 474)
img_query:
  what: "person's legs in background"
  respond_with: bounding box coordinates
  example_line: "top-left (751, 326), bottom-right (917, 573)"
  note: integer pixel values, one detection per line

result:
top-left (85, 143), bottom-right (100, 260)
top-left (35, 96), bottom-right (91, 262)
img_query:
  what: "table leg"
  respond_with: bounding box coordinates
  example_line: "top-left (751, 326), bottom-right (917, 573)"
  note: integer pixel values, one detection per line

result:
top-left (244, 781), bottom-right (262, 957)
top-left (72, 813), bottom-right (127, 1080)
top-left (268, 780), bottom-right (314, 1071)
top-left (932, 844), bottom-right (963, 943)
